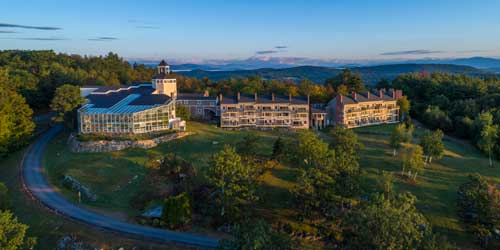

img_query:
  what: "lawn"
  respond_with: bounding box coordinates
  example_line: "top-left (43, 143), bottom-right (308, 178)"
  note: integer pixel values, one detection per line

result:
top-left (43, 122), bottom-right (298, 222)
top-left (354, 123), bottom-right (500, 247)
top-left (41, 120), bottom-right (500, 248)
top-left (0, 117), bottom-right (195, 250)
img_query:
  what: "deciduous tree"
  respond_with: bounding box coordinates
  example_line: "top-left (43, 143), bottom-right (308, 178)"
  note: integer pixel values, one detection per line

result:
top-left (477, 124), bottom-right (499, 167)
top-left (0, 70), bottom-right (35, 157)
top-left (401, 145), bottom-right (425, 180)
top-left (207, 146), bottom-right (257, 221)
top-left (0, 210), bottom-right (37, 250)
top-left (419, 129), bottom-right (445, 164)
top-left (50, 84), bottom-right (84, 129)
top-left (343, 193), bottom-right (430, 250)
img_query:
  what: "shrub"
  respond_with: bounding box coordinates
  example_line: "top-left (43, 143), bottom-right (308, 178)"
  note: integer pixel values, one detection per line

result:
top-left (161, 192), bottom-right (192, 229)
top-left (0, 182), bottom-right (10, 211)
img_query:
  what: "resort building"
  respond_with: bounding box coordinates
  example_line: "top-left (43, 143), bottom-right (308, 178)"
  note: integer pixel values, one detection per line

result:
top-left (177, 91), bottom-right (218, 120)
top-left (326, 89), bottom-right (402, 128)
top-left (219, 93), bottom-right (310, 129)
top-left (310, 103), bottom-right (328, 129)
top-left (78, 60), bottom-right (217, 134)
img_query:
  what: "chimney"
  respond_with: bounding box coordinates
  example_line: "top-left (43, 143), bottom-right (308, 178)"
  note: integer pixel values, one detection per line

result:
top-left (397, 90), bottom-right (403, 100)
top-left (272, 93), bottom-right (275, 102)
top-left (339, 95), bottom-right (343, 104)
top-left (289, 93), bottom-right (292, 103)
top-left (379, 89), bottom-right (383, 98)
top-left (352, 92), bottom-right (357, 101)
top-left (203, 89), bottom-right (209, 97)
top-left (391, 89), bottom-right (396, 99)
top-left (367, 91), bottom-right (370, 99)
top-left (171, 92), bottom-right (176, 99)
top-left (218, 93), bottom-right (223, 102)
top-left (307, 95), bottom-right (310, 105)
top-left (237, 92), bottom-right (241, 101)
top-left (254, 92), bottom-right (258, 101)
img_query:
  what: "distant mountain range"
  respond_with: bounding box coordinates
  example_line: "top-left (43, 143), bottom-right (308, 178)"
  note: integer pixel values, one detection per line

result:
top-left (131, 56), bottom-right (500, 85)
top-left (175, 63), bottom-right (494, 85)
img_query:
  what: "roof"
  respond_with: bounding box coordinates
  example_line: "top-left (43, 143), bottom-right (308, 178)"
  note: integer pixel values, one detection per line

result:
top-left (80, 83), bottom-right (172, 114)
top-left (159, 60), bottom-right (169, 66)
top-left (312, 107), bottom-right (327, 114)
top-left (221, 93), bottom-right (308, 105)
top-left (177, 93), bottom-right (216, 100)
top-left (338, 89), bottom-right (401, 105)
top-left (152, 73), bottom-right (176, 80)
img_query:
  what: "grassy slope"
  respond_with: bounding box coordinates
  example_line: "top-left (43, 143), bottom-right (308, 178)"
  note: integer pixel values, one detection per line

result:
top-left (41, 121), bottom-right (499, 248)
top-left (355, 124), bottom-right (499, 247)
top-left (43, 122), bottom-right (295, 219)
top-left (0, 122), bottom-right (200, 249)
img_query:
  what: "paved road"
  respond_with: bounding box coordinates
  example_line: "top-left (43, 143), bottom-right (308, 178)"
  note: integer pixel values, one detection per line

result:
top-left (22, 125), bottom-right (219, 248)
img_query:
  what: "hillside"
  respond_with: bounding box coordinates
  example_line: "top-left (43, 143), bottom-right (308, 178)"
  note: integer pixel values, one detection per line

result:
top-left (177, 63), bottom-right (493, 85)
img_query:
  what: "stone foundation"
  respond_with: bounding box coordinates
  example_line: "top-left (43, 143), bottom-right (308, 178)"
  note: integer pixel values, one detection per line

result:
top-left (68, 131), bottom-right (193, 153)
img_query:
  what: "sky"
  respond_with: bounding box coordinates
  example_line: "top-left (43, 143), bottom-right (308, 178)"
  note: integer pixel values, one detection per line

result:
top-left (1, 0), bottom-right (499, 64)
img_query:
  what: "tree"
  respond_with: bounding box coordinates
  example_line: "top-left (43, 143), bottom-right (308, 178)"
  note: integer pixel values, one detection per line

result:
top-left (343, 192), bottom-right (430, 250)
top-left (50, 84), bottom-right (84, 128)
top-left (390, 124), bottom-right (411, 156)
top-left (376, 171), bottom-right (394, 198)
top-left (477, 124), bottom-right (499, 167)
top-left (216, 220), bottom-right (293, 250)
top-left (0, 183), bottom-right (10, 211)
top-left (457, 174), bottom-right (500, 247)
top-left (401, 145), bottom-right (425, 180)
top-left (0, 210), bottom-right (37, 250)
top-left (236, 133), bottom-right (260, 158)
top-left (0, 71), bottom-right (35, 157)
top-left (325, 69), bottom-right (365, 93)
top-left (295, 130), bottom-right (335, 169)
top-left (330, 127), bottom-right (362, 197)
top-left (161, 192), bottom-right (192, 229)
top-left (207, 146), bottom-right (257, 221)
top-left (272, 136), bottom-right (285, 160)
top-left (419, 129), bottom-right (445, 164)
top-left (344, 192), bottom-right (424, 249)
top-left (375, 78), bottom-right (391, 90)
top-left (397, 96), bottom-right (410, 121)
top-left (175, 105), bottom-right (190, 121)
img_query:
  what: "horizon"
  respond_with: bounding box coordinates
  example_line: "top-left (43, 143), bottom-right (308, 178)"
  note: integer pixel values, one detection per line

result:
top-left (1, 0), bottom-right (500, 66)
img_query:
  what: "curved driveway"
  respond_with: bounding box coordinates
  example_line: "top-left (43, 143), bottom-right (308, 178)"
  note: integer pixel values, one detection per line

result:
top-left (22, 125), bottom-right (218, 248)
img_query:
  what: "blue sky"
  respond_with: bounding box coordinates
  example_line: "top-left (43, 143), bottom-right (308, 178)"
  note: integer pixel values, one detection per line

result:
top-left (1, 0), bottom-right (499, 63)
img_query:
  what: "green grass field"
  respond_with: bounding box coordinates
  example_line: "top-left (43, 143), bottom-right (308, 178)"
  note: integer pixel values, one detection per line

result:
top-left (43, 122), bottom-right (295, 218)
top-left (0, 118), bottom-right (201, 250)
top-left (355, 123), bottom-right (500, 247)
top-left (40, 121), bottom-right (500, 248)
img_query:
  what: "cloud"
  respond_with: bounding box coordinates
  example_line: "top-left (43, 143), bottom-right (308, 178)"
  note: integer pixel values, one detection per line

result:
top-left (0, 30), bottom-right (18, 33)
top-left (380, 50), bottom-right (443, 56)
top-left (256, 50), bottom-right (280, 55)
top-left (0, 22), bottom-right (61, 30)
top-left (275, 46), bottom-right (288, 49)
top-left (0, 37), bottom-right (66, 41)
top-left (88, 37), bottom-right (118, 41)
top-left (136, 25), bottom-right (159, 29)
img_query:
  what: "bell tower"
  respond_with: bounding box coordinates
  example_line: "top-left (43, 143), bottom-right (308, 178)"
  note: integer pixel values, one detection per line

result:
top-left (152, 60), bottom-right (177, 98)
top-left (158, 59), bottom-right (170, 74)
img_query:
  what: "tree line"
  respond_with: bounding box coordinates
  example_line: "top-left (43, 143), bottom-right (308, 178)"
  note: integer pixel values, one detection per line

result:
top-left (385, 72), bottom-right (500, 165)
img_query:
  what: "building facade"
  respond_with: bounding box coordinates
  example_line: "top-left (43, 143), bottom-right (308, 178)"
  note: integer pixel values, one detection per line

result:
top-left (220, 93), bottom-right (310, 129)
top-left (326, 89), bottom-right (402, 128)
top-left (78, 60), bottom-right (192, 134)
top-left (176, 91), bottom-right (218, 120)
